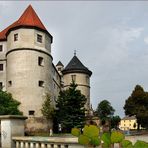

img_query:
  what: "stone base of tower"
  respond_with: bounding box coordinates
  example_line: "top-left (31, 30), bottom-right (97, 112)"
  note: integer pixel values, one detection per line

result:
top-left (25, 117), bottom-right (53, 135)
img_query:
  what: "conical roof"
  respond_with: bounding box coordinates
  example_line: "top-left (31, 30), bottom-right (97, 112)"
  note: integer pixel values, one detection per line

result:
top-left (62, 55), bottom-right (92, 76)
top-left (0, 5), bottom-right (52, 42)
top-left (56, 61), bottom-right (64, 67)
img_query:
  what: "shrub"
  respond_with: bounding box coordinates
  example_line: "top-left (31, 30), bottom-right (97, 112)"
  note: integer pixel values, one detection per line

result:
top-left (111, 131), bottom-right (125, 143)
top-left (134, 140), bottom-right (148, 148)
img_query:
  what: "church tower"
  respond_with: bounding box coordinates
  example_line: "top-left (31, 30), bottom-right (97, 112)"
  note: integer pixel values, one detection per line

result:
top-left (62, 53), bottom-right (92, 112)
top-left (0, 5), bottom-right (53, 117)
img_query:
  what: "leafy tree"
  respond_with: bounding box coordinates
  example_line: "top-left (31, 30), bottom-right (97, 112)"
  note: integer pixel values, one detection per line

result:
top-left (0, 89), bottom-right (22, 115)
top-left (124, 85), bottom-right (148, 129)
top-left (111, 115), bottom-right (121, 129)
top-left (96, 100), bottom-right (115, 121)
top-left (41, 93), bottom-right (54, 119)
top-left (55, 81), bottom-right (87, 133)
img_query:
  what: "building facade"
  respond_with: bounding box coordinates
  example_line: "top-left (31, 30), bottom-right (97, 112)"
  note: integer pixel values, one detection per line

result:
top-left (0, 5), bottom-right (92, 120)
top-left (119, 116), bottom-right (139, 130)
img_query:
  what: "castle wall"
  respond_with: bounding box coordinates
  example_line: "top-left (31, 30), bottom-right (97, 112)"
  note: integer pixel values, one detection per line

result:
top-left (0, 41), bottom-right (7, 91)
top-left (51, 65), bottom-right (61, 107)
top-left (6, 50), bottom-right (52, 117)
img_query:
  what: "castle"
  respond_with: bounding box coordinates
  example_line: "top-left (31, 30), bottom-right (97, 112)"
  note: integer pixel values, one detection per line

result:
top-left (0, 5), bottom-right (92, 120)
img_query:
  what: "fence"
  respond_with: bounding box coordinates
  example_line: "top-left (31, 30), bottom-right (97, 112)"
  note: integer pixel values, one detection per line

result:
top-left (12, 136), bottom-right (83, 148)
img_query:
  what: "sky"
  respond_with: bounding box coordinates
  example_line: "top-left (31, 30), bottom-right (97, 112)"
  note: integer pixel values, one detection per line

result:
top-left (1, 1), bottom-right (148, 117)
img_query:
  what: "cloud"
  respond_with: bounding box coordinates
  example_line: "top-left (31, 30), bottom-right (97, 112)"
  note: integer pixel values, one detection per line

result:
top-left (144, 37), bottom-right (148, 44)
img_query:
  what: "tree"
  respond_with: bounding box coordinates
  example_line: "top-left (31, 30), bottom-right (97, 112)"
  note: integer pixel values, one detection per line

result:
top-left (96, 100), bottom-right (115, 121)
top-left (55, 81), bottom-right (87, 133)
top-left (111, 115), bottom-right (121, 129)
top-left (96, 100), bottom-right (115, 132)
top-left (0, 89), bottom-right (22, 115)
top-left (41, 93), bottom-right (54, 120)
top-left (124, 85), bottom-right (148, 129)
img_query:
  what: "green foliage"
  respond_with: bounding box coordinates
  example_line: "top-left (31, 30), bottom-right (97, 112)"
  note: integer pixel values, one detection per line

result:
top-left (124, 85), bottom-right (148, 129)
top-left (96, 100), bottom-right (115, 121)
top-left (111, 131), bottom-right (125, 143)
top-left (71, 128), bottom-right (80, 137)
top-left (83, 125), bottom-right (100, 138)
top-left (134, 140), bottom-right (148, 148)
top-left (0, 90), bottom-right (22, 115)
top-left (72, 124), bottom-right (148, 148)
top-left (41, 93), bottom-right (54, 119)
top-left (111, 115), bottom-right (121, 129)
top-left (55, 81), bottom-right (86, 133)
top-left (72, 125), bottom-right (101, 147)
top-left (90, 136), bottom-right (101, 146)
top-left (78, 135), bottom-right (90, 145)
top-left (121, 140), bottom-right (133, 148)
top-left (101, 132), bottom-right (111, 147)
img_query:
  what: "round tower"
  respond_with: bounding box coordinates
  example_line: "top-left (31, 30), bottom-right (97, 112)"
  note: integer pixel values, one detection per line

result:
top-left (5, 5), bottom-right (53, 117)
top-left (62, 54), bottom-right (92, 113)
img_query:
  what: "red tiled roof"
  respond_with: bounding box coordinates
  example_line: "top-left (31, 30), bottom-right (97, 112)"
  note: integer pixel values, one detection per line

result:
top-left (0, 5), bottom-right (47, 41)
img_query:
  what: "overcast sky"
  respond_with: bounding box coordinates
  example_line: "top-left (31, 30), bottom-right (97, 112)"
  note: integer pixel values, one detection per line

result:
top-left (1, 1), bottom-right (148, 117)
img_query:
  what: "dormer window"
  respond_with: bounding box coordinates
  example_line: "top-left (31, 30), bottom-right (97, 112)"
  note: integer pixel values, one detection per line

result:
top-left (14, 34), bottom-right (18, 41)
top-left (37, 34), bottom-right (42, 43)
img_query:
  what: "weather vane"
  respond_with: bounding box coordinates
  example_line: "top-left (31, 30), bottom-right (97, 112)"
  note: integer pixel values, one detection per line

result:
top-left (74, 50), bottom-right (77, 56)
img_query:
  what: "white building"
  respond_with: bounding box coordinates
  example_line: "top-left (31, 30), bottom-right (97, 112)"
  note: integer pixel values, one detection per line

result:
top-left (0, 5), bottom-right (92, 123)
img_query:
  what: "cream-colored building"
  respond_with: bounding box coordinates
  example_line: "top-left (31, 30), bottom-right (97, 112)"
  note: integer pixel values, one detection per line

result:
top-left (0, 5), bottom-right (92, 121)
top-left (119, 116), bottom-right (138, 130)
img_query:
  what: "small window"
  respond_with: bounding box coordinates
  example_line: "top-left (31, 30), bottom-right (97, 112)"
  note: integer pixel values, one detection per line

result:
top-left (38, 57), bottom-right (44, 66)
top-left (8, 81), bottom-right (12, 87)
top-left (58, 67), bottom-right (61, 71)
top-left (14, 34), bottom-right (18, 41)
top-left (71, 75), bottom-right (76, 81)
top-left (0, 45), bottom-right (3, 52)
top-left (37, 34), bottom-right (42, 43)
top-left (0, 82), bottom-right (3, 90)
top-left (54, 96), bottom-right (56, 101)
top-left (0, 64), bottom-right (3, 71)
top-left (29, 110), bottom-right (35, 116)
top-left (86, 76), bottom-right (89, 83)
top-left (39, 81), bottom-right (44, 87)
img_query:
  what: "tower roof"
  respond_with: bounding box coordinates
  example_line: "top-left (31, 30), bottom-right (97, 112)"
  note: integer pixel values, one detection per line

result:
top-left (62, 55), bottom-right (92, 76)
top-left (0, 5), bottom-right (52, 42)
top-left (56, 61), bottom-right (64, 67)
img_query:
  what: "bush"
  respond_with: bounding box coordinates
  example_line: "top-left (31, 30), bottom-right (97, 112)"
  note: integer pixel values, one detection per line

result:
top-left (71, 124), bottom-right (148, 148)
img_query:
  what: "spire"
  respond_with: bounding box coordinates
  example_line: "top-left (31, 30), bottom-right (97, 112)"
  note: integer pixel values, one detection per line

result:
top-left (17, 5), bottom-right (46, 30)
top-left (62, 55), bottom-right (92, 76)
top-left (56, 61), bottom-right (64, 67)
top-left (0, 5), bottom-right (53, 41)
top-left (74, 50), bottom-right (76, 56)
